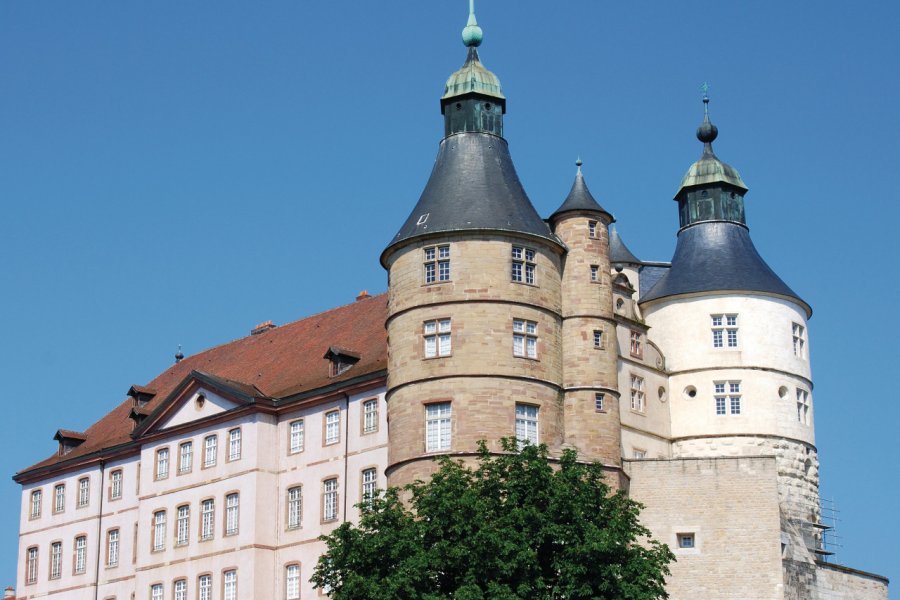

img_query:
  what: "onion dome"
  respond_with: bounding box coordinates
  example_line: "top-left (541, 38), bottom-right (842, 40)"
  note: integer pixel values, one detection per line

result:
top-left (550, 159), bottom-right (614, 222)
top-left (609, 226), bottom-right (641, 265)
top-left (676, 95), bottom-right (747, 197)
top-left (442, 1), bottom-right (505, 104)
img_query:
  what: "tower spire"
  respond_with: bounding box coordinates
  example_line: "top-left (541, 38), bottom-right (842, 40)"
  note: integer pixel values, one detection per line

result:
top-left (462, 0), bottom-right (483, 47)
top-left (697, 82), bottom-right (719, 155)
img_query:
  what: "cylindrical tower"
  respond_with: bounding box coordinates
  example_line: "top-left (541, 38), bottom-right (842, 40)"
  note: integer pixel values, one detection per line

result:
top-left (640, 97), bottom-right (818, 528)
top-left (380, 6), bottom-right (567, 488)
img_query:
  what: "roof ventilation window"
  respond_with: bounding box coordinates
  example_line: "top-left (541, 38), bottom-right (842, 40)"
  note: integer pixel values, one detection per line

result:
top-left (324, 346), bottom-right (360, 378)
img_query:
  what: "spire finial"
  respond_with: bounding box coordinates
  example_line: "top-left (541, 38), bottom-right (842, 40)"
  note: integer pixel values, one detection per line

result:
top-left (462, 0), bottom-right (483, 47)
top-left (175, 344), bottom-right (184, 363)
top-left (575, 156), bottom-right (583, 174)
top-left (696, 82), bottom-right (718, 147)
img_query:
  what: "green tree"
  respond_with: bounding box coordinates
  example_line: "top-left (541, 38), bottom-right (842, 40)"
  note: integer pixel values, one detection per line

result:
top-left (312, 440), bottom-right (675, 599)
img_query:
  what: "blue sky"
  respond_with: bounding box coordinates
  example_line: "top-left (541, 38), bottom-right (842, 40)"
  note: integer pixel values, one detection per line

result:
top-left (2, 0), bottom-right (898, 587)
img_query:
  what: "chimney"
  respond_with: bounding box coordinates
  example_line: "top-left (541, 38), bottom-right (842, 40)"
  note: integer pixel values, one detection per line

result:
top-left (5, 586), bottom-right (15, 599)
top-left (251, 320), bottom-right (277, 336)
top-left (356, 290), bottom-right (370, 301)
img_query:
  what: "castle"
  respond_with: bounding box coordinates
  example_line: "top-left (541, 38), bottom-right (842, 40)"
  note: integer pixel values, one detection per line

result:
top-left (13, 5), bottom-right (889, 600)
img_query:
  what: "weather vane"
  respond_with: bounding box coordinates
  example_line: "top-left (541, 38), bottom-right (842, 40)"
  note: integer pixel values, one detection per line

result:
top-left (701, 82), bottom-right (710, 101)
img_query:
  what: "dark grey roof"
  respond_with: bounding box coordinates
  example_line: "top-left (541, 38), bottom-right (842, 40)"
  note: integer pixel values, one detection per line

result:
top-left (550, 170), bottom-right (613, 221)
top-left (382, 133), bottom-right (562, 263)
top-left (640, 221), bottom-right (810, 315)
top-left (639, 264), bottom-right (669, 295)
top-left (609, 228), bottom-right (641, 265)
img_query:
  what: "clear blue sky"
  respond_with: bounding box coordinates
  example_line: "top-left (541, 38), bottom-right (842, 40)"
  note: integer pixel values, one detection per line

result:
top-left (2, 0), bottom-right (898, 587)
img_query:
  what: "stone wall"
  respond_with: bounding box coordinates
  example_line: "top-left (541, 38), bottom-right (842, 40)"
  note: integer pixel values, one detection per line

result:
top-left (812, 563), bottom-right (889, 600)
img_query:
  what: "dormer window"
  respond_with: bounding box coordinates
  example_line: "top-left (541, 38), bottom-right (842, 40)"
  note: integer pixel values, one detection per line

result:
top-left (53, 430), bottom-right (87, 456)
top-left (324, 346), bottom-right (360, 377)
top-left (127, 384), bottom-right (157, 408)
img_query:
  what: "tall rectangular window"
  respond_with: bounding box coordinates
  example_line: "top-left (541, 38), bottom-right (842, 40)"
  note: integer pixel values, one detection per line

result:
top-left (174, 579), bottom-right (187, 600)
top-left (30, 489), bottom-right (42, 519)
top-left (595, 393), bottom-right (605, 412)
top-left (362, 468), bottom-right (377, 503)
top-left (151, 584), bottom-right (163, 600)
top-left (74, 535), bottom-right (87, 574)
top-left (793, 322), bottom-right (806, 358)
top-left (225, 493), bottom-right (240, 536)
top-left (54, 484), bottom-right (65, 513)
top-left (26, 546), bottom-right (38, 584)
top-left (110, 470), bottom-right (122, 500)
top-left (223, 570), bottom-right (237, 600)
top-left (199, 575), bottom-right (212, 600)
top-left (285, 564), bottom-right (301, 600)
top-left (715, 381), bottom-right (741, 415)
top-left (228, 428), bottom-right (241, 461)
top-left (203, 435), bottom-right (217, 467)
top-left (630, 374), bottom-right (645, 412)
top-left (153, 510), bottom-right (166, 551)
top-left (325, 410), bottom-right (341, 445)
top-left (511, 246), bottom-right (536, 285)
top-left (178, 442), bottom-right (192, 474)
top-left (50, 541), bottom-right (62, 579)
top-left (363, 399), bottom-right (378, 434)
top-left (712, 314), bottom-right (738, 348)
top-left (797, 388), bottom-right (810, 425)
top-left (287, 486), bottom-right (302, 529)
top-left (176, 505), bottom-right (190, 546)
top-left (424, 319), bottom-right (452, 358)
top-left (593, 329), bottom-right (603, 349)
top-left (630, 330), bottom-right (643, 358)
top-left (590, 264), bottom-right (599, 282)
top-left (513, 319), bottom-right (538, 358)
top-left (107, 529), bottom-right (120, 567)
top-left (156, 448), bottom-right (169, 479)
top-left (588, 220), bottom-right (598, 238)
top-left (78, 477), bottom-right (90, 508)
top-left (424, 245), bottom-right (450, 283)
top-left (515, 404), bottom-right (539, 445)
top-left (425, 403), bottom-right (452, 451)
top-left (201, 499), bottom-right (215, 540)
top-left (323, 479), bottom-right (339, 521)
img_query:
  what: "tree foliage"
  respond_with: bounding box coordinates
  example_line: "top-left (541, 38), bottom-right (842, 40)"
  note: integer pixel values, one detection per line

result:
top-left (312, 440), bottom-right (675, 599)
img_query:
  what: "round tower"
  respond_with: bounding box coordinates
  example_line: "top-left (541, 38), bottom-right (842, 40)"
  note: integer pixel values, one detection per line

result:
top-left (640, 95), bottom-right (818, 528)
top-left (548, 161), bottom-right (623, 481)
top-left (380, 5), bottom-right (567, 488)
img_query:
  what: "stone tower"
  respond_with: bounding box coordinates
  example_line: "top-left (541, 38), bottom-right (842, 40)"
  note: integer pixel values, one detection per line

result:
top-left (380, 5), bottom-right (567, 488)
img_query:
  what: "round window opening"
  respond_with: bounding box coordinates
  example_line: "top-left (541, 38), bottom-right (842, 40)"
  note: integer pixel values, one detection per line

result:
top-left (683, 385), bottom-right (697, 399)
top-left (658, 387), bottom-right (667, 402)
top-left (484, 103), bottom-right (493, 111)
top-left (196, 393), bottom-right (206, 409)
top-left (456, 103), bottom-right (463, 110)
top-left (778, 386), bottom-right (789, 399)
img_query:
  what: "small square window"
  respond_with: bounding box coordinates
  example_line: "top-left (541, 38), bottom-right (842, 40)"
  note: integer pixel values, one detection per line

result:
top-left (677, 533), bottom-right (695, 549)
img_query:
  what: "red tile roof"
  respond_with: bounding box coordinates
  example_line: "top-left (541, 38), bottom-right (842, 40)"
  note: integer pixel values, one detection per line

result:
top-left (17, 294), bottom-right (388, 479)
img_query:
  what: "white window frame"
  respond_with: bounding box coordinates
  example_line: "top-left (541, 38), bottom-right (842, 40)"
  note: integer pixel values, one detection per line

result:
top-left (424, 244), bottom-right (451, 284)
top-left (593, 329), bottom-right (603, 349)
top-left (201, 499), bottom-right (215, 540)
top-left (715, 381), bottom-right (742, 415)
top-left (363, 399), bottom-right (378, 434)
top-left (225, 493), bottom-right (239, 536)
top-left (151, 583), bottom-right (163, 600)
top-left (425, 402), bottom-right (452, 452)
top-left (630, 374), bottom-right (645, 412)
top-left (323, 479), bottom-right (339, 522)
top-left (793, 322), bottom-right (806, 358)
top-left (110, 470), bottom-right (122, 500)
top-left (711, 314), bottom-right (738, 349)
top-left (199, 574), bottom-right (212, 600)
top-left (26, 546), bottom-right (38, 584)
top-left (156, 447), bottom-right (169, 479)
top-left (285, 564), bottom-right (301, 600)
top-left (797, 388), bottom-right (811, 425)
top-left (78, 477), bottom-right (90, 508)
top-left (362, 468), bottom-right (377, 504)
top-left (629, 330), bottom-right (643, 358)
top-left (287, 486), bottom-right (302, 529)
top-left (30, 489), bottom-right (42, 519)
top-left (511, 246), bottom-right (536, 285)
top-left (174, 579), bottom-right (187, 600)
top-left (288, 419), bottom-right (305, 453)
top-left (513, 319), bottom-right (538, 359)
top-left (50, 541), bottom-right (62, 579)
top-left (107, 529), bottom-right (120, 567)
top-left (228, 428), bottom-right (241, 461)
top-left (224, 570), bottom-right (237, 600)
top-left (594, 392), bottom-right (605, 412)
top-left (588, 220), bottom-right (598, 238)
top-left (176, 505), bottom-right (190, 546)
top-left (590, 264), bottom-right (599, 282)
top-left (424, 318), bottom-right (452, 358)
top-left (153, 510), bottom-right (166, 551)
top-left (515, 404), bottom-right (539, 445)
top-left (178, 441), bottom-right (193, 474)
top-left (74, 535), bottom-right (87, 574)
top-left (325, 410), bottom-right (340, 445)
top-left (204, 435), bottom-right (217, 467)
top-left (54, 484), bottom-right (65, 513)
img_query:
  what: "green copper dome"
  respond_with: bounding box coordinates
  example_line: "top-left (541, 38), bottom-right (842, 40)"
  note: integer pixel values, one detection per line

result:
top-left (442, 47), bottom-right (505, 102)
top-left (675, 96), bottom-right (747, 196)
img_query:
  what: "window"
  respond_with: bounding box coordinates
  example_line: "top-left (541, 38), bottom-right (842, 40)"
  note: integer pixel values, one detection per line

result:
top-left (363, 399), bottom-right (378, 434)
top-left (715, 381), bottom-right (741, 415)
top-left (204, 435), bottom-right (217, 467)
top-left (711, 314), bottom-right (738, 348)
top-left (630, 330), bottom-right (643, 358)
top-left (515, 404), bottom-right (539, 444)
top-left (178, 442), bottom-right (193, 474)
top-left (176, 505), bottom-right (190, 546)
top-left (156, 448), bottom-right (169, 479)
top-left (630, 374), bottom-right (645, 412)
top-left (285, 564), bottom-right (301, 600)
top-left (223, 570), bottom-right (237, 600)
top-left (594, 393), bottom-right (605, 412)
top-left (201, 499), bottom-right (215, 540)
top-left (593, 329), bottom-right (604, 349)
top-left (793, 322), bottom-right (806, 358)
top-left (228, 428), bottom-right (241, 461)
top-left (425, 403), bottom-right (452, 452)
top-left (50, 541), bottom-right (62, 579)
top-left (424, 318), bottom-right (452, 358)
top-left (590, 264), bottom-right (599, 282)
top-left (26, 546), bottom-right (38, 584)
top-left (511, 246), bottom-right (536, 285)
top-left (588, 220), bottom-right (598, 238)
top-left (285, 419), bottom-right (304, 454)
top-left (174, 579), bottom-right (187, 600)
top-left (225, 493), bottom-right (239, 535)
top-left (151, 583), bottom-right (163, 600)
top-left (199, 575), bottom-right (212, 600)
top-left (287, 486), bottom-right (302, 529)
top-left (424, 244), bottom-right (450, 283)
top-left (323, 479), bottom-right (339, 521)
top-left (110, 470), bottom-right (122, 500)
top-left (325, 411), bottom-right (340, 445)
top-left (74, 535), bottom-right (87, 574)
top-left (107, 529), bottom-right (120, 567)
top-left (54, 483), bottom-right (65, 513)
top-left (153, 510), bottom-right (166, 551)
top-left (633, 449), bottom-right (647, 459)
top-left (677, 533), bottom-right (695, 549)
top-left (797, 389), bottom-right (810, 425)
top-left (513, 319), bottom-right (538, 359)
top-left (30, 489), bottom-right (42, 519)
top-left (78, 477), bottom-right (90, 508)
top-left (362, 468), bottom-right (377, 504)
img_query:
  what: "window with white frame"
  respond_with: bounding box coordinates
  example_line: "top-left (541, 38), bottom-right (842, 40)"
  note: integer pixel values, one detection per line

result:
top-left (715, 381), bottom-right (742, 415)
top-left (323, 478), bottom-right (339, 521)
top-left (515, 404), bottom-right (539, 445)
top-left (285, 564), bottom-right (300, 600)
top-left (590, 264), bottom-right (599, 282)
top-left (363, 399), bottom-right (378, 434)
top-left (595, 393), bottom-right (605, 412)
top-left (797, 388), bottom-right (810, 425)
top-left (633, 449), bottom-right (647, 459)
top-left (74, 535), bottom-right (87, 574)
top-left (176, 505), bottom-right (190, 546)
top-left (107, 529), bottom-right (119, 567)
top-left (201, 499), bottom-right (215, 540)
top-left (225, 493), bottom-right (239, 535)
top-left (204, 435), bottom-right (217, 467)
top-left (110, 470), bottom-right (122, 500)
top-left (50, 541), bottom-right (62, 579)
top-left (593, 329), bottom-right (603, 349)
top-left (228, 428), bottom-right (241, 461)
top-left (424, 245), bottom-right (451, 284)
top-left (325, 410), bottom-right (340, 445)
top-left (424, 318), bottom-right (452, 358)
top-left (199, 574), bottom-right (212, 600)
top-left (792, 322), bottom-right (806, 358)
top-left (30, 489), bottom-right (41, 519)
top-left (425, 402), bottom-right (452, 451)
top-left (78, 477), bottom-right (90, 508)
top-left (677, 533), bottom-right (695, 549)
top-left (362, 468), bottom-right (377, 504)
top-left (178, 441), bottom-right (192, 474)
top-left (287, 486), bottom-right (302, 529)
top-left (174, 579), bottom-right (187, 600)
top-left (630, 330), bottom-right (643, 358)
top-left (513, 319), bottom-right (538, 358)
top-left (26, 546), bottom-right (38, 584)
top-left (289, 419), bottom-right (304, 453)
top-left (711, 314), bottom-right (738, 348)
top-left (588, 220), bottom-right (598, 238)
top-left (156, 447), bottom-right (169, 479)
top-left (153, 510), bottom-right (167, 551)
top-left (54, 483), bottom-right (65, 513)
top-left (511, 246), bottom-right (536, 285)
top-left (224, 570), bottom-right (237, 600)
top-left (630, 374), bottom-right (645, 412)
top-left (151, 583), bottom-right (163, 600)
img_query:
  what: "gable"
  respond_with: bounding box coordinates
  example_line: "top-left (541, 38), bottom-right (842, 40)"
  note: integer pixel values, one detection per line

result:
top-left (160, 388), bottom-right (241, 430)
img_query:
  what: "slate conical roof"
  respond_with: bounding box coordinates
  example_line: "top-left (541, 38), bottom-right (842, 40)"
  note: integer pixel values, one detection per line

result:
top-left (550, 161), bottom-right (613, 222)
top-left (609, 227), bottom-right (641, 265)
